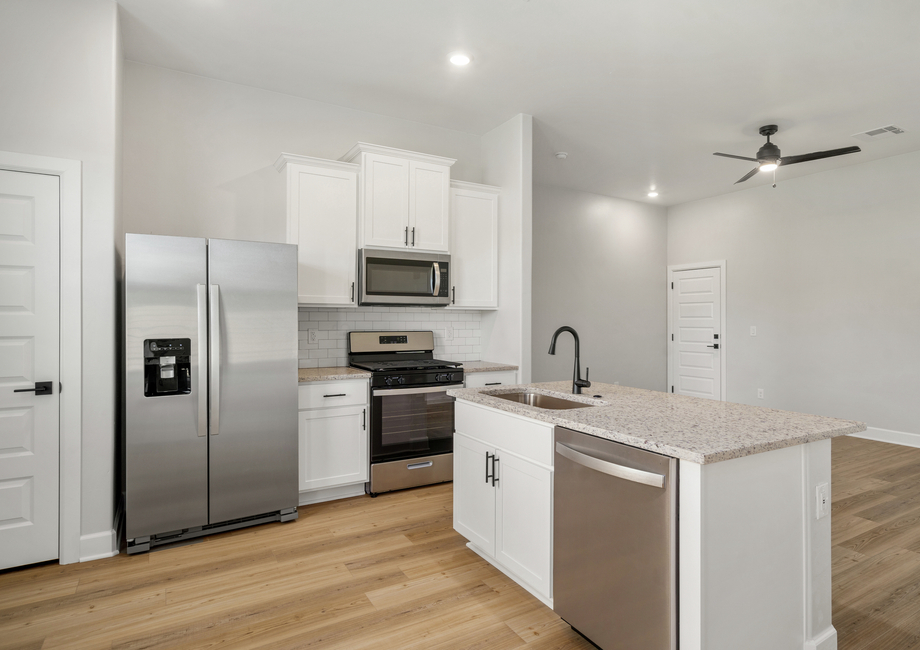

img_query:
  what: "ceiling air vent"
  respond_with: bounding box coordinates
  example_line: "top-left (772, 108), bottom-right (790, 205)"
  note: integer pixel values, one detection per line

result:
top-left (852, 125), bottom-right (906, 142)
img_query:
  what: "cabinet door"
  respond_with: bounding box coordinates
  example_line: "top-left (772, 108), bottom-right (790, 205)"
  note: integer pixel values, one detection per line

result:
top-left (409, 161), bottom-right (450, 252)
top-left (448, 185), bottom-right (498, 309)
top-left (288, 163), bottom-right (357, 305)
top-left (453, 432), bottom-right (496, 556)
top-left (298, 405), bottom-right (368, 491)
top-left (363, 153), bottom-right (410, 249)
top-left (495, 452), bottom-right (553, 599)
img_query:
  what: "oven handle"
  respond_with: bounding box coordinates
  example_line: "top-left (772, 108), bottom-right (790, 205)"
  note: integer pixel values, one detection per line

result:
top-left (372, 385), bottom-right (459, 396)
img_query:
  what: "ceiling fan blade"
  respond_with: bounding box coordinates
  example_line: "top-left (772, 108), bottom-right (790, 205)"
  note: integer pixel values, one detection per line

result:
top-left (780, 146), bottom-right (862, 166)
top-left (714, 152), bottom-right (758, 162)
top-left (734, 167), bottom-right (760, 184)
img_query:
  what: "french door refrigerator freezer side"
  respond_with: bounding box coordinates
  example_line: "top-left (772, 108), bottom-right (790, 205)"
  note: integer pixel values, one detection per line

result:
top-left (125, 234), bottom-right (209, 540)
top-left (206, 239), bottom-right (299, 523)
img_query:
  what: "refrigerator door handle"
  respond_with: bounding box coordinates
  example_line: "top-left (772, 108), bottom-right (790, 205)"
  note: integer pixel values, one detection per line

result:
top-left (209, 284), bottom-right (221, 436)
top-left (197, 284), bottom-right (208, 437)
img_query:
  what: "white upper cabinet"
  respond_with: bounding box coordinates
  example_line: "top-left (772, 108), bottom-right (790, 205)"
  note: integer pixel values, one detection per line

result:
top-left (276, 154), bottom-right (358, 306)
top-left (448, 181), bottom-right (500, 309)
top-left (343, 143), bottom-right (454, 253)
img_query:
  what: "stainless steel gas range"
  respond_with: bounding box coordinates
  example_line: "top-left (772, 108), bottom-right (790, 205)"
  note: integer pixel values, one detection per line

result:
top-left (347, 331), bottom-right (463, 496)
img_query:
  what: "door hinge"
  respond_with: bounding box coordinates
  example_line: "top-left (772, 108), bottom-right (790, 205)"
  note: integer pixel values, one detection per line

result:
top-left (671, 282), bottom-right (674, 289)
top-left (671, 334), bottom-right (674, 341)
top-left (671, 386), bottom-right (674, 393)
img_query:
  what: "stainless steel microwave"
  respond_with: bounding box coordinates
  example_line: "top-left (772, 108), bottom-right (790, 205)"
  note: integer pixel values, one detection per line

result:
top-left (358, 249), bottom-right (451, 306)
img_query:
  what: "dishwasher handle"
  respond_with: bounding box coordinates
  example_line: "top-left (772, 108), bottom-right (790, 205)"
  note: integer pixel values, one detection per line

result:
top-left (555, 442), bottom-right (665, 488)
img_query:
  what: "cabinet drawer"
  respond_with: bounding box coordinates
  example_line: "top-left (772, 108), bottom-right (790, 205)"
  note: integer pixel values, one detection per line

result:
top-left (455, 401), bottom-right (554, 467)
top-left (298, 380), bottom-right (368, 409)
top-left (464, 370), bottom-right (518, 388)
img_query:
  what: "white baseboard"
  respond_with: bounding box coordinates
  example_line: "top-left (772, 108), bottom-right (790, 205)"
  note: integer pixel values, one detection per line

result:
top-left (851, 426), bottom-right (920, 449)
top-left (299, 483), bottom-right (367, 506)
top-left (805, 625), bottom-right (837, 650)
top-left (79, 529), bottom-right (119, 562)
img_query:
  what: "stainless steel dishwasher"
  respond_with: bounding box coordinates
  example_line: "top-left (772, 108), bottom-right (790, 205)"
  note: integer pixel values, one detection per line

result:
top-left (554, 426), bottom-right (677, 650)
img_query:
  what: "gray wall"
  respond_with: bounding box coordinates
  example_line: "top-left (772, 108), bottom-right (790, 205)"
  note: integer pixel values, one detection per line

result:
top-left (668, 150), bottom-right (920, 434)
top-left (123, 62), bottom-right (484, 244)
top-left (532, 184), bottom-right (668, 390)
top-left (0, 0), bottom-right (122, 541)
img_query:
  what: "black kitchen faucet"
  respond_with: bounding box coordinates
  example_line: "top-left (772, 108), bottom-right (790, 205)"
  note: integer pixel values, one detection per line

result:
top-left (548, 326), bottom-right (591, 394)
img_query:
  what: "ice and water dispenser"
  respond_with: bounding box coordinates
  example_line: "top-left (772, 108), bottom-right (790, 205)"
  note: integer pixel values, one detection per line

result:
top-left (143, 338), bottom-right (191, 397)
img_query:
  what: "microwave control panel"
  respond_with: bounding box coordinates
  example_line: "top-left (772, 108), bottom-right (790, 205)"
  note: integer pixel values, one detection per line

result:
top-left (438, 265), bottom-right (450, 297)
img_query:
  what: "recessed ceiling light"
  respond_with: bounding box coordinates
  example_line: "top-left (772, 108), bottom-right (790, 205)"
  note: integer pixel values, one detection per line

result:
top-left (555, 152), bottom-right (568, 160)
top-left (450, 54), bottom-right (471, 66)
top-left (647, 191), bottom-right (659, 198)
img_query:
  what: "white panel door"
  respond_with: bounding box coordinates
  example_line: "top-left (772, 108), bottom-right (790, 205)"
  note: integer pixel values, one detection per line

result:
top-left (448, 185), bottom-right (498, 309)
top-left (363, 153), bottom-right (410, 249)
top-left (409, 161), bottom-right (450, 252)
top-left (289, 164), bottom-right (357, 305)
top-left (494, 451), bottom-right (553, 599)
top-left (671, 267), bottom-right (722, 400)
top-left (298, 405), bottom-right (368, 491)
top-left (0, 169), bottom-right (60, 569)
top-left (452, 432), bottom-right (496, 555)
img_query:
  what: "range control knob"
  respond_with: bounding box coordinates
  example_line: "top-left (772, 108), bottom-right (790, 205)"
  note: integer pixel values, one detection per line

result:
top-left (385, 376), bottom-right (394, 386)
top-left (397, 376), bottom-right (406, 385)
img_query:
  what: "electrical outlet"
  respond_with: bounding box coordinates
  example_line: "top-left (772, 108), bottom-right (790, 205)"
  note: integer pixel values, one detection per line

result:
top-left (445, 325), bottom-right (454, 341)
top-left (308, 329), bottom-right (318, 344)
top-left (750, 326), bottom-right (757, 336)
top-left (757, 388), bottom-right (764, 399)
top-left (816, 483), bottom-right (830, 519)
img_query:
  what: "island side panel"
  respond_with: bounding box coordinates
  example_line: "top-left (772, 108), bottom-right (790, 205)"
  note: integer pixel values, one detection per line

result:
top-left (679, 440), bottom-right (834, 650)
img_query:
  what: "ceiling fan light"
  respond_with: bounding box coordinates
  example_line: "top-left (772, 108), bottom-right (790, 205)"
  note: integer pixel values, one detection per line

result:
top-left (759, 162), bottom-right (778, 172)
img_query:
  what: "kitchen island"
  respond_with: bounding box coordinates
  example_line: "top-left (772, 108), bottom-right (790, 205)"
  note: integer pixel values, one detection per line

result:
top-left (447, 381), bottom-right (865, 650)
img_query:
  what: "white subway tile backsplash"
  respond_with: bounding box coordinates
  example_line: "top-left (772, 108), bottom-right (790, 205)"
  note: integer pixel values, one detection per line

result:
top-left (297, 306), bottom-right (483, 368)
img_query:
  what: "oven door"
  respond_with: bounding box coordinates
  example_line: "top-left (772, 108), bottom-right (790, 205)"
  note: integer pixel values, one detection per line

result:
top-left (359, 249), bottom-right (450, 306)
top-left (371, 385), bottom-right (456, 463)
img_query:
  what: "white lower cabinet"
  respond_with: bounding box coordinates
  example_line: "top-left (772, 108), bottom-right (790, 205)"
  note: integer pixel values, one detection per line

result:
top-left (298, 380), bottom-right (369, 504)
top-left (453, 403), bottom-right (554, 604)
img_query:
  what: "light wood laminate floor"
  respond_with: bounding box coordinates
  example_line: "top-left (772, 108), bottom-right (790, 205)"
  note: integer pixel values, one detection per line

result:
top-left (2, 436), bottom-right (918, 649)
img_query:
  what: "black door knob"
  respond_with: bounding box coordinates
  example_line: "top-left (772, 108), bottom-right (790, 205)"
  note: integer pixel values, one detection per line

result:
top-left (14, 381), bottom-right (53, 396)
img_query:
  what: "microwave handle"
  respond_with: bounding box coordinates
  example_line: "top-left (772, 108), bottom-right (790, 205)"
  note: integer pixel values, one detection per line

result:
top-left (432, 262), bottom-right (441, 297)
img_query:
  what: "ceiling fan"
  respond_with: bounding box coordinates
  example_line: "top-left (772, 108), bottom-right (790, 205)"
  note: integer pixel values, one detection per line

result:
top-left (714, 125), bottom-right (861, 185)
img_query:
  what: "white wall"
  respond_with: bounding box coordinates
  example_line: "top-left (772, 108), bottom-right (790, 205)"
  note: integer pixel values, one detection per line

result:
top-left (668, 150), bottom-right (920, 436)
top-left (0, 0), bottom-right (122, 550)
top-left (122, 62), bottom-right (484, 244)
top-left (480, 114), bottom-right (533, 381)
top-left (531, 184), bottom-right (668, 389)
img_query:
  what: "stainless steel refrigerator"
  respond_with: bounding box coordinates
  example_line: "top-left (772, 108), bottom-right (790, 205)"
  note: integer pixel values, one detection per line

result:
top-left (124, 234), bottom-right (299, 553)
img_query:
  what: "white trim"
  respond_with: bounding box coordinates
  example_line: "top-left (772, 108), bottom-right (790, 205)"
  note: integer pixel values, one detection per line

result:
top-left (804, 626), bottom-right (838, 650)
top-left (79, 529), bottom-right (118, 562)
top-left (340, 142), bottom-right (456, 167)
top-left (0, 150), bottom-right (83, 565)
top-left (852, 426), bottom-right (920, 449)
top-left (450, 179), bottom-right (501, 193)
top-left (273, 152), bottom-right (359, 174)
top-left (667, 260), bottom-right (727, 401)
top-left (298, 483), bottom-right (366, 506)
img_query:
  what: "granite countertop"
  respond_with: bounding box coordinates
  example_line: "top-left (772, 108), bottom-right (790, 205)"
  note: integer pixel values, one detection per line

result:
top-left (447, 381), bottom-right (866, 464)
top-left (461, 361), bottom-right (520, 373)
top-left (298, 367), bottom-right (371, 383)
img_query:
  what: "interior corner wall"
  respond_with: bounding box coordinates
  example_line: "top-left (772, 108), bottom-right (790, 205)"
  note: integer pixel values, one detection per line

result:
top-left (480, 114), bottom-right (533, 381)
top-left (531, 184), bottom-right (668, 389)
top-left (122, 61), bottom-right (484, 244)
top-left (667, 150), bottom-right (920, 436)
top-left (0, 0), bottom-right (121, 549)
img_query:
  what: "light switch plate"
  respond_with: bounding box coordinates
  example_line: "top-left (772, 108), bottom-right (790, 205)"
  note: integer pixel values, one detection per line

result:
top-left (308, 329), bottom-right (318, 344)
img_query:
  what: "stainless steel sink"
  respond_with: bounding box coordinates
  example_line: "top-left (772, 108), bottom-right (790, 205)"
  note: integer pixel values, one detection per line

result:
top-left (492, 391), bottom-right (594, 410)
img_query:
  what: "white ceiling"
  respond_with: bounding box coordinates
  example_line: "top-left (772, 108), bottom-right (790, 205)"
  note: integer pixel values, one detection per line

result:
top-left (118, 0), bottom-right (920, 206)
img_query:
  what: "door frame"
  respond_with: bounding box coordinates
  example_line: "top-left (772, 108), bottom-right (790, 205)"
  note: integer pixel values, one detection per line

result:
top-left (0, 150), bottom-right (83, 564)
top-left (667, 261), bottom-right (727, 402)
